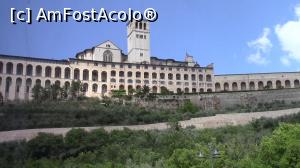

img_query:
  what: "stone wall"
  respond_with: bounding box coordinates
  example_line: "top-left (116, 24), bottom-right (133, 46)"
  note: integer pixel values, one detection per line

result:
top-left (158, 88), bottom-right (300, 109)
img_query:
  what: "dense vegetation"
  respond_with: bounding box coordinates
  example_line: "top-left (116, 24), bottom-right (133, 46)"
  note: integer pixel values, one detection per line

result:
top-left (1, 113), bottom-right (300, 167)
top-left (1, 97), bottom-right (300, 131)
top-left (0, 98), bottom-right (206, 131)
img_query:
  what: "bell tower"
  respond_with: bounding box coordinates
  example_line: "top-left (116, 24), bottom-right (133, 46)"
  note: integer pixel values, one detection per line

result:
top-left (127, 20), bottom-right (150, 63)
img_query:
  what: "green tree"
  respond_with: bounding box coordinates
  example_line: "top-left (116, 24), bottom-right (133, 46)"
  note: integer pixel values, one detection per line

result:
top-left (26, 133), bottom-right (64, 159)
top-left (32, 84), bottom-right (43, 102)
top-left (70, 80), bottom-right (83, 99)
top-left (258, 124), bottom-right (300, 168)
top-left (160, 86), bottom-right (170, 95)
top-left (167, 148), bottom-right (203, 168)
top-left (178, 100), bottom-right (199, 113)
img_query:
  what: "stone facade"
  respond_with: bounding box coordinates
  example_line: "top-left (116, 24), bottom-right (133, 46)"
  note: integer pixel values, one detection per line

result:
top-left (1, 20), bottom-right (300, 101)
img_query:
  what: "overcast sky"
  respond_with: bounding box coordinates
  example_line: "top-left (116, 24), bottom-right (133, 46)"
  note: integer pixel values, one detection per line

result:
top-left (0, 0), bottom-right (300, 74)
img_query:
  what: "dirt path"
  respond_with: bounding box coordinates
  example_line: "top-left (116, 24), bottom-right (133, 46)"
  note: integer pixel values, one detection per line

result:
top-left (0, 108), bottom-right (299, 143)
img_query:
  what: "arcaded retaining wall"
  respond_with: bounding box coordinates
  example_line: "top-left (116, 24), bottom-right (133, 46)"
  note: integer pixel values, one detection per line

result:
top-left (158, 88), bottom-right (300, 109)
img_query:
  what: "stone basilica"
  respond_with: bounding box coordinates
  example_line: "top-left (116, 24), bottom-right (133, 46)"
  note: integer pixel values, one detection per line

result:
top-left (1, 20), bottom-right (300, 101)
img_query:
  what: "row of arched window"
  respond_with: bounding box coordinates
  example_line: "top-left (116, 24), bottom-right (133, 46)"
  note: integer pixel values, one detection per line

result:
top-left (215, 80), bottom-right (300, 91)
top-left (0, 62), bottom-right (212, 82)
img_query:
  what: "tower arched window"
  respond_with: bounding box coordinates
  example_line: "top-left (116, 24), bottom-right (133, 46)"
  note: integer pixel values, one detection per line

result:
top-left (103, 50), bottom-right (113, 62)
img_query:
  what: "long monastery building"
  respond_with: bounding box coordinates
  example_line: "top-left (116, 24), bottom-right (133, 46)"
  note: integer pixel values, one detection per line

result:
top-left (1, 20), bottom-right (300, 101)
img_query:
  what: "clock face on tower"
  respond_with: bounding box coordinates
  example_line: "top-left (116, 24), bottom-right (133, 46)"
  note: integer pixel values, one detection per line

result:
top-left (103, 50), bottom-right (113, 62)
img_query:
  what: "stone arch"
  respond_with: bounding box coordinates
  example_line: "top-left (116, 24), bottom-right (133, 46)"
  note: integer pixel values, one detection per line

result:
top-left (294, 79), bottom-right (299, 88)
top-left (74, 68), bottom-right (80, 80)
top-left (136, 85), bottom-right (141, 91)
top-left (200, 88), bottom-right (204, 93)
top-left (103, 50), bottom-right (113, 62)
top-left (206, 74), bottom-right (212, 82)
top-left (17, 63), bottom-right (23, 75)
top-left (26, 64), bottom-right (33, 76)
top-left (276, 80), bottom-right (282, 89)
top-left (160, 73), bottom-right (165, 79)
top-left (6, 62), bottom-right (13, 74)
top-left (127, 71), bottom-right (132, 77)
top-left (64, 81), bottom-right (70, 89)
top-left (92, 70), bottom-right (98, 81)
top-left (5, 77), bottom-right (12, 98)
top-left (119, 71), bottom-right (125, 77)
top-left (119, 85), bottom-right (125, 90)
top-left (55, 80), bottom-right (60, 87)
top-left (45, 66), bottom-right (52, 77)
top-left (192, 88), bottom-right (197, 93)
top-left (191, 74), bottom-right (196, 81)
top-left (111, 70), bottom-right (116, 77)
top-left (45, 80), bottom-right (51, 88)
top-left (82, 83), bottom-right (88, 93)
top-left (285, 80), bottom-right (291, 88)
top-left (144, 22), bottom-right (146, 30)
top-left (152, 86), bottom-right (158, 93)
top-left (176, 74), bottom-right (181, 80)
top-left (184, 74), bottom-right (189, 80)
top-left (224, 82), bottom-right (229, 91)
top-left (207, 88), bottom-right (212, 92)
top-left (35, 79), bottom-right (41, 86)
top-left (249, 81), bottom-right (255, 90)
top-left (152, 72), bottom-right (157, 79)
top-left (35, 65), bottom-right (42, 77)
top-left (64, 67), bottom-right (71, 79)
top-left (258, 81), bottom-right (264, 90)
top-left (15, 78), bottom-right (22, 99)
top-left (92, 83), bottom-right (98, 93)
top-left (232, 82), bottom-right (238, 91)
top-left (184, 87), bottom-right (189, 93)
top-left (83, 69), bottom-right (89, 80)
top-left (215, 82), bottom-right (221, 92)
top-left (241, 82), bottom-right (246, 91)
top-left (267, 81), bottom-right (273, 89)
top-left (168, 73), bottom-right (173, 80)
top-left (55, 67), bottom-right (61, 78)
top-left (144, 72), bottom-right (149, 79)
top-left (176, 88), bottom-right (182, 94)
top-left (25, 78), bottom-right (32, 100)
top-left (136, 71), bottom-right (141, 78)
top-left (101, 84), bottom-right (107, 94)
top-left (199, 74), bottom-right (203, 81)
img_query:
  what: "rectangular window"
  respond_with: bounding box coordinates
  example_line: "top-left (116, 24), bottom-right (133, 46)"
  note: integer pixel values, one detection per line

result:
top-left (144, 35), bottom-right (146, 39)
